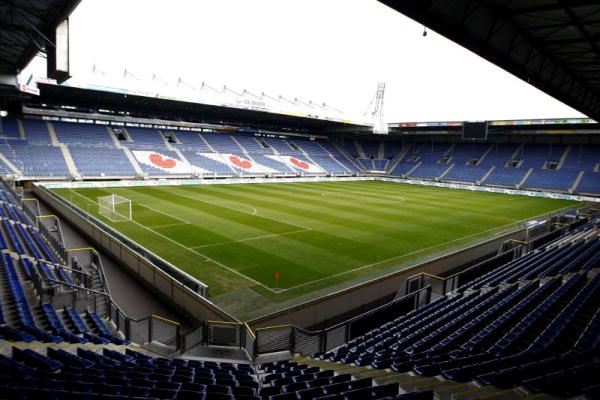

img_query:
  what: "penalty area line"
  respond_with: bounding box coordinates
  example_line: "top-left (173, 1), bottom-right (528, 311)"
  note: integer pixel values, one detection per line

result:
top-left (67, 190), bottom-right (279, 294)
top-left (275, 203), bottom-right (580, 293)
top-left (148, 222), bottom-right (191, 229)
top-left (190, 228), bottom-right (312, 249)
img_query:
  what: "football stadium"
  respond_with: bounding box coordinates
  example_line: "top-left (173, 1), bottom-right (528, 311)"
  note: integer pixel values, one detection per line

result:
top-left (0, 1), bottom-right (600, 400)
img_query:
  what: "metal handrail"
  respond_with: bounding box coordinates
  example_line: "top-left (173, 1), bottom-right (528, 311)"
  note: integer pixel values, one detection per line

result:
top-left (40, 185), bottom-right (208, 295)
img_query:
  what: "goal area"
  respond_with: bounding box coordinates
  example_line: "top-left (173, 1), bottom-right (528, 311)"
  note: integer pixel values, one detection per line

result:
top-left (98, 194), bottom-right (132, 222)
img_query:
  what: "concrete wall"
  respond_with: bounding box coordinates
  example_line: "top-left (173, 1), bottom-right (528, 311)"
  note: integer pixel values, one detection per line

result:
top-left (33, 184), bottom-right (237, 323)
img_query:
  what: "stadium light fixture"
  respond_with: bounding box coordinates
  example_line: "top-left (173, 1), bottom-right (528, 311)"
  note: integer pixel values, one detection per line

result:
top-left (0, 110), bottom-right (7, 117)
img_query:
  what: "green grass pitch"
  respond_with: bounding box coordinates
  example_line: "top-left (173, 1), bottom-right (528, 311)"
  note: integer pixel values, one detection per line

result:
top-left (53, 181), bottom-right (580, 319)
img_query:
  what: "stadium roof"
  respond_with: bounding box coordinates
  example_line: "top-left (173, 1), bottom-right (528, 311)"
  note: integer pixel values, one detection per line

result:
top-left (32, 83), bottom-right (371, 134)
top-left (378, 0), bottom-right (600, 122)
top-left (0, 0), bottom-right (80, 74)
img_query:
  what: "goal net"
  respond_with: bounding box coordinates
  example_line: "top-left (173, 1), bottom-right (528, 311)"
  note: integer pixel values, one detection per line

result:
top-left (98, 195), bottom-right (132, 222)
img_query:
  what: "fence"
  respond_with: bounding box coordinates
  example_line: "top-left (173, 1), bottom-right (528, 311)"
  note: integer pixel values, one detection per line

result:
top-left (34, 184), bottom-right (208, 296)
top-left (249, 286), bottom-right (431, 358)
top-left (33, 183), bottom-right (237, 323)
top-left (177, 320), bottom-right (258, 360)
top-left (107, 301), bottom-right (181, 355)
top-left (37, 216), bottom-right (68, 262)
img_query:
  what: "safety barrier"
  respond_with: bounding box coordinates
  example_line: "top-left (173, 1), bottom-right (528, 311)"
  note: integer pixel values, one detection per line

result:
top-left (239, 286), bottom-right (432, 359)
top-left (107, 301), bottom-right (181, 354)
top-left (37, 215), bottom-right (68, 262)
top-left (33, 183), bottom-right (237, 323)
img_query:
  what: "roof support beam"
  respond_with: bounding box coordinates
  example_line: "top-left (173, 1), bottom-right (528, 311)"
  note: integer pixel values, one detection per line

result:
top-left (505, 1), bottom-right (600, 17)
top-left (378, 0), bottom-right (600, 121)
top-left (559, 1), bottom-right (600, 62)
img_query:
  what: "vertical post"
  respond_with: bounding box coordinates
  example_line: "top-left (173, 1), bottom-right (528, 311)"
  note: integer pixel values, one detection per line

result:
top-left (289, 327), bottom-right (295, 354)
top-left (345, 322), bottom-right (351, 343)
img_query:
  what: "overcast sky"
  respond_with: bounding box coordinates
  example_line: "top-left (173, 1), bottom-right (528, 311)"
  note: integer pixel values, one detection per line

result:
top-left (42, 0), bottom-right (587, 122)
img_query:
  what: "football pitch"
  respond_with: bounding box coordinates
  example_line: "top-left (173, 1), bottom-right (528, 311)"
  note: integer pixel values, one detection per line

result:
top-left (53, 181), bottom-right (580, 319)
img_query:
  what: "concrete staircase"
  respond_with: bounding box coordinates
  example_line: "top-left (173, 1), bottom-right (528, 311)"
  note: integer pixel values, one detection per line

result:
top-left (386, 146), bottom-right (411, 174)
top-left (107, 127), bottom-right (123, 149)
top-left (439, 163), bottom-right (455, 180)
top-left (354, 140), bottom-right (366, 158)
top-left (122, 147), bottom-right (144, 176)
top-left (405, 162), bottom-right (422, 177)
top-left (88, 266), bottom-right (108, 317)
top-left (333, 142), bottom-right (364, 172)
top-left (46, 121), bottom-right (60, 146)
top-left (571, 170), bottom-right (585, 193)
top-left (477, 144), bottom-right (495, 165)
top-left (0, 153), bottom-right (21, 175)
top-left (556, 144), bottom-right (571, 169)
top-left (480, 166), bottom-right (496, 184)
top-left (58, 144), bottom-right (80, 179)
top-left (230, 135), bottom-right (248, 153)
top-left (508, 144), bottom-right (524, 166)
top-left (198, 133), bottom-right (217, 153)
top-left (518, 168), bottom-right (534, 188)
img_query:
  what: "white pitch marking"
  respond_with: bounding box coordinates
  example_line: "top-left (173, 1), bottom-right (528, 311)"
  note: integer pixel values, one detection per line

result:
top-left (276, 202), bottom-right (582, 293)
top-left (148, 222), bottom-right (191, 229)
top-left (203, 200), bottom-right (258, 215)
top-left (190, 228), bottom-right (311, 249)
top-left (320, 191), bottom-right (406, 205)
top-left (168, 187), bottom-right (312, 230)
top-left (67, 190), bottom-right (279, 293)
top-left (67, 189), bottom-right (582, 293)
top-left (121, 194), bottom-right (191, 224)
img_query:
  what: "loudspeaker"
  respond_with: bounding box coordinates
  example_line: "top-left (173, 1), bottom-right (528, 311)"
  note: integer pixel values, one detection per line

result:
top-left (47, 19), bottom-right (71, 84)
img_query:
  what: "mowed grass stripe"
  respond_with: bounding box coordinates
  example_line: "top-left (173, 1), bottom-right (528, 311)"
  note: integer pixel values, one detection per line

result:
top-left (169, 186), bottom-right (388, 270)
top-left (54, 182), bottom-right (580, 298)
top-left (117, 187), bottom-right (304, 247)
top-left (189, 183), bottom-right (510, 243)
top-left (57, 188), bottom-right (275, 294)
top-left (327, 181), bottom-right (571, 219)
top-left (175, 185), bottom-right (419, 252)
top-left (165, 183), bottom-right (567, 287)
top-left (97, 187), bottom-right (280, 246)
top-left (282, 182), bottom-right (537, 222)
top-left (66, 186), bottom-right (340, 289)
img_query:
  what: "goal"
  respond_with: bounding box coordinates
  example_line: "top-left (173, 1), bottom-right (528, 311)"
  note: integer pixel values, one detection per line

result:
top-left (98, 194), bottom-right (132, 222)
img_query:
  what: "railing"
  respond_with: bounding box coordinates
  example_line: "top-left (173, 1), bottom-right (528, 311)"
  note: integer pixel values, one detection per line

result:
top-left (107, 300), bottom-right (181, 355)
top-left (179, 322), bottom-right (205, 353)
top-left (247, 285), bottom-right (431, 358)
top-left (37, 216), bottom-right (68, 262)
top-left (21, 198), bottom-right (40, 225)
top-left (38, 185), bottom-right (208, 296)
top-left (30, 264), bottom-right (110, 313)
top-left (243, 323), bottom-right (256, 360)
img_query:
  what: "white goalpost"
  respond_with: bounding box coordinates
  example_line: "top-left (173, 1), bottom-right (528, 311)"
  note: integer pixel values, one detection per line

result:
top-left (97, 194), bottom-right (132, 222)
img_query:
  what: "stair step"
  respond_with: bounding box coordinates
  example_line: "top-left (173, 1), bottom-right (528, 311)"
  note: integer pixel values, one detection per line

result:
top-left (399, 376), bottom-right (443, 392)
top-left (452, 385), bottom-right (506, 400)
top-left (423, 381), bottom-right (476, 400)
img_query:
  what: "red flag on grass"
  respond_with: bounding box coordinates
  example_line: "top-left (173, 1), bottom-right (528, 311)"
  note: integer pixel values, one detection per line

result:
top-left (275, 272), bottom-right (280, 280)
